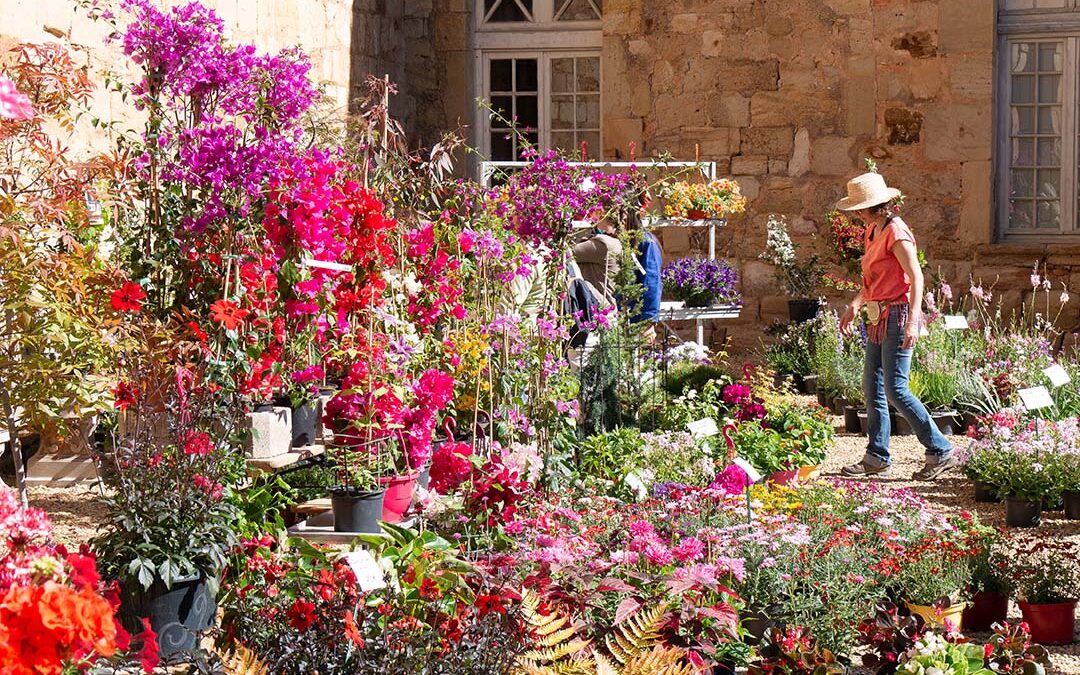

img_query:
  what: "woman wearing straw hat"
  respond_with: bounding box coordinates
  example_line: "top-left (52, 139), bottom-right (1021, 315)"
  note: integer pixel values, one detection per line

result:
top-left (836, 172), bottom-right (954, 480)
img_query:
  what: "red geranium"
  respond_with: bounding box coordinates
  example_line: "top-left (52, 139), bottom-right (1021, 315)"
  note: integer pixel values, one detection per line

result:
top-left (110, 282), bottom-right (146, 312)
top-left (209, 299), bottom-right (248, 331)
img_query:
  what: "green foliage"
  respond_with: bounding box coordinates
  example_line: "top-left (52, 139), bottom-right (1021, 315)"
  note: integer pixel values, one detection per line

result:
top-left (578, 427), bottom-right (645, 484)
top-left (661, 362), bottom-right (731, 397)
top-left (762, 321), bottom-right (815, 377)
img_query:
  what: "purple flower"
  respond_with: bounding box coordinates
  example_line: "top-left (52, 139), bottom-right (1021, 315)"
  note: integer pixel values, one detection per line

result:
top-left (661, 257), bottom-right (740, 304)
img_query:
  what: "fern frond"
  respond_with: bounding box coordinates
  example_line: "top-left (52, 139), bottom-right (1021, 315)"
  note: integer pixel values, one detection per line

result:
top-left (621, 645), bottom-right (700, 675)
top-left (515, 587), bottom-right (595, 675)
top-left (604, 602), bottom-right (668, 665)
top-left (213, 642), bottom-right (270, 675)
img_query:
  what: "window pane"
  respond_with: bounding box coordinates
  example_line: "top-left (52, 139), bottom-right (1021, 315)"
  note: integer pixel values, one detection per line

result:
top-left (1013, 107), bottom-right (1036, 135)
top-left (1013, 138), bottom-right (1035, 166)
top-left (1037, 169), bottom-right (1060, 199)
top-left (579, 131), bottom-right (600, 159)
top-left (551, 131), bottom-right (574, 153)
top-left (1037, 200), bottom-right (1061, 228)
top-left (490, 95), bottom-right (513, 119)
top-left (491, 132), bottom-right (514, 161)
top-left (1037, 138), bottom-right (1061, 166)
top-left (1038, 75), bottom-right (1061, 104)
top-left (1010, 201), bottom-right (1034, 229)
top-left (1038, 107), bottom-right (1061, 134)
top-left (551, 58), bottom-right (574, 94)
top-left (517, 95), bottom-right (539, 129)
top-left (576, 57), bottom-right (601, 92)
top-left (551, 94), bottom-right (574, 129)
top-left (516, 59), bottom-right (538, 92)
top-left (485, 0), bottom-right (532, 22)
top-left (1011, 43), bottom-right (1036, 74)
top-left (1011, 170), bottom-right (1035, 198)
top-left (577, 94), bottom-right (601, 129)
top-left (556, 0), bottom-right (601, 21)
top-left (1012, 75), bottom-right (1036, 104)
top-left (490, 60), bottom-right (513, 92)
top-left (1039, 43), bottom-right (1062, 72)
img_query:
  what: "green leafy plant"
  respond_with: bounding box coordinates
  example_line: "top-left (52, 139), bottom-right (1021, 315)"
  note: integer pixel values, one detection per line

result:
top-left (749, 626), bottom-right (843, 675)
top-left (983, 622), bottom-right (1050, 675)
top-left (760, 215), bottom-right (823, 300)
top-left (897, 634), bottom-right (992, 675)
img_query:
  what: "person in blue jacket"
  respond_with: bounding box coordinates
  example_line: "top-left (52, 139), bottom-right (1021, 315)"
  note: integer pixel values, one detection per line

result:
top-left (624, 190), bottom-right (663, 333)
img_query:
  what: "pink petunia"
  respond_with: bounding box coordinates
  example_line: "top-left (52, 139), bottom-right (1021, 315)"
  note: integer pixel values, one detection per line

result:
top-left (0, 75), bottom-right (33, 120)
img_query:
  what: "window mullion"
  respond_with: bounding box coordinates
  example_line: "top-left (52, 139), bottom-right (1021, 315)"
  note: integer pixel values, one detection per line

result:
top-left (1065, 38), bottom-right (1078, 232)
top-left (540, 52), bottom-right (551, 152)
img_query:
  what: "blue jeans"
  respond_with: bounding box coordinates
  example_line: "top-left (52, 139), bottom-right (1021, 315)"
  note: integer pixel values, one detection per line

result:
top-left (863, 311), bottom-right (953, 467)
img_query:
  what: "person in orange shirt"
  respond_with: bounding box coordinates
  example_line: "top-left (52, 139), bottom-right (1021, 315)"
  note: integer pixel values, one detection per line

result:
top-left (837, 173), bottom-right (954, 480)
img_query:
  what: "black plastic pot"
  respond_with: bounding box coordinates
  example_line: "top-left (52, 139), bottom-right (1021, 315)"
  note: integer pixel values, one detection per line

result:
top-left (816, 389), bottom-right (829, 408)
top-left (253, 402), bottom-right (276, 413)
top-left (802, 374), bottom-right (818, 395)
top-left (788, 299), bottom-right (821, 324)
top-left (741, 604), bottom-right (783, 644)
top-left (291, 401), bottom-right (319, 448)
top-left (833, 396), bottom-right (848, 416)
top-left (331, 487), bottom-right (385, 533)
top-left (712, 662), bottom-right (737, 675)
top-left (931, 411), bottom-right (960, 435)
top-left (1004, 497), bottom-right (1042, 528)
top-left (960, 412), bottom-right (979, 435)
top-left (418, 462), bottom-right (432, 490)
top-left (844, 406), bottom-right (862, 433)
top-left (119, 574), bottom-right (216, 660)
top-left (858, 409), bottom-right (870, 436)
top-left (1065, 491), bottom-right (1080, 520)
top-left (973, 480), bottom-right (1001, 503)
top-left (891, 413), bottom-right (914, 436)
top-left (773, 373), bottom-right (795, 391)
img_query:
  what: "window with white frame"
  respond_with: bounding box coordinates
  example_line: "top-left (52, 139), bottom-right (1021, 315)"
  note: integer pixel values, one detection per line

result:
top-left (997, 2), bottom-right (1080, 239)
top-left (475, 0), bottom-right (602, 162)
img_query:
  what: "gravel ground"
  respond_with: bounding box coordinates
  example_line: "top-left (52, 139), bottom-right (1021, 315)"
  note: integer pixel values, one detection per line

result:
top-left (820, 405), bottom-right (1080, 673)
top-left (28, 481), bottom-right (108, 548)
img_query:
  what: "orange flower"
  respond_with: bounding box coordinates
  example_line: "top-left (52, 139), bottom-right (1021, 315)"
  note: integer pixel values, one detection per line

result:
top-left (209, 299), bottom-right (249, 331)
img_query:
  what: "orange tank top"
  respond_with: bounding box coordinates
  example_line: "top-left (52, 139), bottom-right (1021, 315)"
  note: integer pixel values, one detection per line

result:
top-left (861, 217), bottom-right (915, 303)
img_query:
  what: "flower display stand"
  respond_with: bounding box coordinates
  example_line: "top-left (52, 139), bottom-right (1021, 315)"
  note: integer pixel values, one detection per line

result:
top-left (659, 301), bottom-right (742, 346)
top-left (288, 504), bottom-right (417, 546)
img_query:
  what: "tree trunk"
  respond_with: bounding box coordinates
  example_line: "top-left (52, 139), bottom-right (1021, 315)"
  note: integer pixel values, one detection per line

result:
top-left (0, 387), bottom-right (27, 507)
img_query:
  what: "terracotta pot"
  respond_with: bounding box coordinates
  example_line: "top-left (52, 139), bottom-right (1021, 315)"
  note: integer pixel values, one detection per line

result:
top-left (379, 471), bottom-right (419, 523)
top-left (1065, 491), bottom-right (1080, 520)
top-left (907, 601), bottom-right (966, 631)
top-left (1020, 600), bottom-right (1077, 645)
top-left (962, 591), bottom-right (1010, 632)
top-left (1004, 497), bottom-right (1042, 528)
top-left (686, 208), bottom-right (710, 220)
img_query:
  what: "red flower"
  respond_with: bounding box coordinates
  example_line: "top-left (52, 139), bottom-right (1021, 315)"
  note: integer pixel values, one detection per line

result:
top-left (418, 577), bottom-right (442, 601)
top-left (209, 299), bottom-right (248, 331)
top-left (136, 617), bottom-right (160, 673)
top-left (183, 431), bottom-right (212, 457)
top-left (287, 599), bottom-right (317, 631)
top-left (475, 594), bottom-right (506, 617)
top-left (343, 611), bottom-right (364, 647)
top-left (66, 551), bottom-right (100, 590)
top-left (110, 281), bottom-right (146, 312)
top-left (186, 321), bottom-right (208, 343)
top-left (113, 382), bottom-right (138, 410)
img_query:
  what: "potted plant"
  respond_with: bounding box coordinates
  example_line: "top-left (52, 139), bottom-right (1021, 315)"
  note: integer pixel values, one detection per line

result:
top-left (982, 622), bottom-right (1051, 675)
top-left (327, 440), bottom-right (388, 534)
top-left (760, 215), bottom-right (824, 323)
top-left (659, 178), bottom-right (747, 221)
top-left (92, 364), bottom-right (239, 659)
top-left (661, 257), bottom-right (741, 308)
top-left (907, 370), bottom-right (960, 435)
top-left (963, 448), bottom-right (1005, 503)
top-left (997, 452), bottom-right (1050, 528)
top-left (1002, 536), bottom-right (1080, 645)
top-left (895, 634), bottom-right (993, 675)
top-left (1048, 451), bottom-right (1080, 520)
top-left (961, 524), bottom-right (1010, 631)
top-left (894, 529), bottom-right (971, 631)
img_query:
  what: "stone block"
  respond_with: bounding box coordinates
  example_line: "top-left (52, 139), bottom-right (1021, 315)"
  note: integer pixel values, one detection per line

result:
top-left (845, 77), bottom-right (876, 135)
top-left (769, 159), bottom-right (788, 174)
top-left (735, 175), bottom-right (761, 201)
top-left (434, 13), bottom-right (466, 51)
top-left (950, 55), bottom-right (993, 100)
top-left (659, 227), bottom-right (691, 254)
top-left (741, 126), bottom-right (794, 157)
top-left (923, 104), bottom-right (992, 162)
top-left (789, 128), bottom-right (811, 176)
top-left (246, 407), bottom-right (292, 459)
top-left (939, 0), bottom-right (994, 54)
top-left (743, 260), bottom-right (780, 294)
top-left (731, 155), bottom-right (769, 175)
top-left (959, 160), bottom-right (992, 245)
top-left (811, 136), bottom-right (857, 176)
top-left (884, 108), bottom-right (924, 145)
top-left (717, 59), bottom-right (780, 92)
top-left (696, 127), bottom-right (741, 157)
top-left (604, 117), bottom-right (644, 159)
top-left (708, 94), bottom-right (750, 127)
top-left (892, 31), bottom-right (938, 59)
top-left (672, 13), bottom-right (699, 33)
top-left (908, 59), bottom-right (946, 100)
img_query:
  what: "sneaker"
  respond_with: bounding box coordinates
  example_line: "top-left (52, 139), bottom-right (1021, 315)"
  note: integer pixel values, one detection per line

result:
top-left (913, 454), bottom-right (958, 481)
top-left (841, 460), bottom-right (892, 478)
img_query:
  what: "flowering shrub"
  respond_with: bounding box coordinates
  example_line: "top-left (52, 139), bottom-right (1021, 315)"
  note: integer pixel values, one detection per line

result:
top-left (660, 178), bottom-right (747, 219)
top-left (0, 488), bottom-right (158, 674)
top-left (760, 215), bottom-right (823, 299)
top-left (897, 633), bottom-right (992, 675)
top-left (959, 416), bottom-right (1079, 502)
top-left (661, 256), bottom-right (741, 307)
top-left (996, 536), bottom-right (1080, 604)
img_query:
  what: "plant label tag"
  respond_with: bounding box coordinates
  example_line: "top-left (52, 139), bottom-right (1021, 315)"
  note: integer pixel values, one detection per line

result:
top-left (943, 315), bottom-right (969, 330)
top-left (342, 551), bottom-right (386, 591)
top-left (919, 325), bottom-right (930, 337)
top-left (302, 257), bottom-right (352, 273)
top-left (1019, 386), bottom-right (1054, 411)
top-left (687, 417), bottom-right (719, 438)
top-left (732, 457), bottom-right (762, 484)
top-left (1044, 364), bottom-right (1071, 388)
top-left (624, 471), bottom-right (648, 502)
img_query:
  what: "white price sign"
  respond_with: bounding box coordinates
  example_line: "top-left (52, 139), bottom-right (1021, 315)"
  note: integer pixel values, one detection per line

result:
top-left (732, 457), bottom-right (762, 484)
top-left (1044, 364), bottom-right (1072, 388)
top-left (943, 315), bottom-right (969, 330)
top-left (341, 551), bottom-right (387, 592)
top-left (1019, 386), bottom-right (1054, 411)
top-left (687, 417), bottom-right (719, 439)
top-left (302, 257), bottom-right (352, 273)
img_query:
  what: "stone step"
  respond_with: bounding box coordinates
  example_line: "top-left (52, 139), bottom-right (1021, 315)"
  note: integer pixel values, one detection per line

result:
top-left (295, 497), bottom-right (331, 515)
top-left (246, 444), bottom-right (326, 472)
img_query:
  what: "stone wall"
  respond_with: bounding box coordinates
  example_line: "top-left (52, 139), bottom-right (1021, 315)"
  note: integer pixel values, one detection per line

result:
top-left (601, 0), bottom-right (1076, 355)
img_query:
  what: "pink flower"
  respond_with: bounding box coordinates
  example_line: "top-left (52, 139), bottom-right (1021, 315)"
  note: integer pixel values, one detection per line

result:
top-left (672, 536), bottom-right (705, 563)
top-left (643, 541), bottom-right (674, 567)
top-left (627, 519), bottom-right (655, 539)
top-left (0, 75), bottom-right (33, 120)
top-left (709, 463), bottom-right (750, 494)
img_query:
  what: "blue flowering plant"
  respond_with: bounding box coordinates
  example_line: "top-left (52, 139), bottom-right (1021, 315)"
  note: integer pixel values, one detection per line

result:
top-left (661, 257), bottom-right (740, 308)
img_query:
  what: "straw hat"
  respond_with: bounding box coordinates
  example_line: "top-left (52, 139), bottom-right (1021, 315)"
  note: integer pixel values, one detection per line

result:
top-left (835, 172), bottom-right (902, 211)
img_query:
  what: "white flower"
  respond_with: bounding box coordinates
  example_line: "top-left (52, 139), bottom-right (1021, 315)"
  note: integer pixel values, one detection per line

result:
top-left (1062, 289), bottom-right (1071, 305)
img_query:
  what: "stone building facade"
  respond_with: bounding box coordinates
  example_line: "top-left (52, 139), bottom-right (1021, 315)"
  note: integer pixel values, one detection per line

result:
top-left (5, 0), bottom-right (1080, 353)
